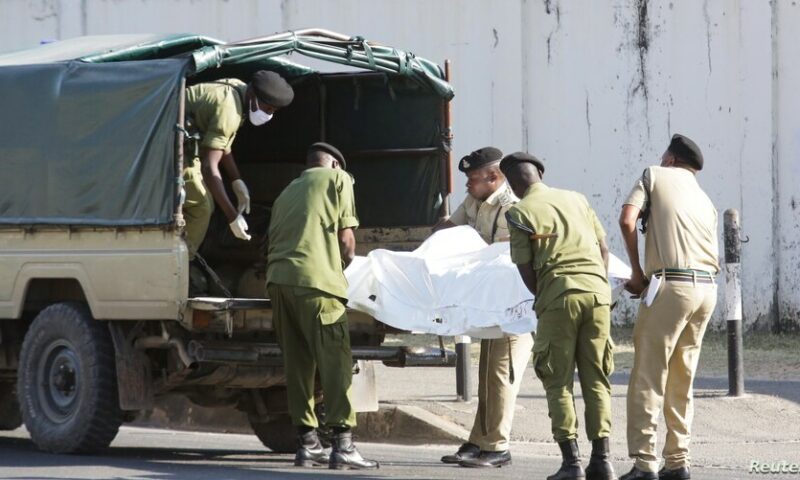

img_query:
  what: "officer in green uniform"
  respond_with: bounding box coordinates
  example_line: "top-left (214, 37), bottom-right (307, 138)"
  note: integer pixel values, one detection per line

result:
top-left (183, 70), bottom-right (293, 260)
top-left (501, 152), bottom-right (616, 480)
top-left (267, 142), bottom-right (378, 471)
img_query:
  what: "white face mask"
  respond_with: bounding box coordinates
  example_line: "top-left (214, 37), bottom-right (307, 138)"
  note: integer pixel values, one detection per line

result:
top-left (249, 98), bottom-right (272, 126)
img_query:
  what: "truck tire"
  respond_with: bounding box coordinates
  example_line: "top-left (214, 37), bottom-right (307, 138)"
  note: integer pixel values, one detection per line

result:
top-left (18, 302), bottom-right (122, 453)
top-left (0, 381), bottom-right (23, 430)
top-left (249, 414), bottom-right (296, 453)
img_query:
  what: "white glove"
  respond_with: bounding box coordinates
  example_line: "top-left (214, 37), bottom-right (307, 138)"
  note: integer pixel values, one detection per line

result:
top-left (229, 214), bottom-right (252, 241)
top-left (232, 179), bottom-right (251, 215)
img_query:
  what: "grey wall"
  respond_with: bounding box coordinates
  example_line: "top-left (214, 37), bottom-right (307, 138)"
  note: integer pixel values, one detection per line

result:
top-left (2, 0), bottom-right (798, 330)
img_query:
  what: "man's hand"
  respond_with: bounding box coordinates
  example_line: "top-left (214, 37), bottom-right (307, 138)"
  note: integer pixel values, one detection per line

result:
top-left (232, 179), bottom-right (251, 215)
top-left (229, 214), bottom-right (252, 241)
top-left (625, 268), bottom-right (649, 297)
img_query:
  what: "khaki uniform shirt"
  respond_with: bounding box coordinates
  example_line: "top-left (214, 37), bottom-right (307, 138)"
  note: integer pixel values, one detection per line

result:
top-left (267, 168), bottom-right (360, 300)
top-left (624, 166), bottom-right (719, 275)
top-left (185, 79), bottom-right (247, 154)
top-left (450, 182), bottom-right (518, 244)
top-left (507, 183), bottom-right (610, 315)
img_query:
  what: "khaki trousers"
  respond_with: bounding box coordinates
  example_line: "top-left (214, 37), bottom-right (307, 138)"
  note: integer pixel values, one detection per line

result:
top-left (534, 292), bottom-right (614, 442)
top-left (468, 334), bottom-right (533, 451)
top-left (182, 158), bottom-right (213, 259)
top-left (626, 281), bottom-right (717, 473)
top-left (268, 284), bottom-right (357, 429)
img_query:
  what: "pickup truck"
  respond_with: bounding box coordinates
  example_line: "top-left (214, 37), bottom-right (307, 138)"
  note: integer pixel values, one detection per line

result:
top-left (0, 30), bottom-right (456, 454)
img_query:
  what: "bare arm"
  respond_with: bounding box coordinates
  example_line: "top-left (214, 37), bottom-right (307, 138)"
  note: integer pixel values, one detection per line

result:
top-left (200, 148), bottom-right (238, 222)
top-left (516, 263), bottom-right (538, 296)
top-left (619, 204), bottom-right (648, 295)
top-left (338, 227), bottom-right (356, 268)
top-left (220, 151), bottom-right (242, 182)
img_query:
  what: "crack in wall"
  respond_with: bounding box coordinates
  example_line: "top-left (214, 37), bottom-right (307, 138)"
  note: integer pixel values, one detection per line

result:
top-left (585, 91), bottom-right (592, 147)
top-left (492, 28), bottom-right (499, 48)
top-left (703, 0), bottom-right (713, 75)
top-left (630, 0), bottom-right (651, 137)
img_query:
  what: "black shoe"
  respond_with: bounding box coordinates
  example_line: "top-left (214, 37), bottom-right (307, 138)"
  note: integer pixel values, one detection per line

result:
top-left (294, 429), bottom-right (329, 467)
top-left (458, 450), bottom-right (512, 468)
top-left (329, 430), bottom-right (379, 470)
top-left (585, 438), bottom-right (617, 480)
top-left (658, 467), bottom-right (690, 480)
top-left (547, 439), bottom-right (586, 480)
top-left (441, 443), bottom-right (481, 464)
top-left (620, 466), bottom-right (658, 480)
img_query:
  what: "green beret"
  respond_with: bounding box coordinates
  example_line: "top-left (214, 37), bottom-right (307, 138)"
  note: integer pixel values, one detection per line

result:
top-left (458, 147), bottom-right (503, 172)
top-left (668, 134), bottom-right (703, 170)
top-left (499, 152), bottom-right (545, 176)
top-left (308, 142), bottom-right (346, 170)
top-left (251, 70), bottom-right (294, 108)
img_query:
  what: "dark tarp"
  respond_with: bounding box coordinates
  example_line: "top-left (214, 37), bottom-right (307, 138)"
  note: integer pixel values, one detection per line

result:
top-left (0, 58), bottom-right (188, 226)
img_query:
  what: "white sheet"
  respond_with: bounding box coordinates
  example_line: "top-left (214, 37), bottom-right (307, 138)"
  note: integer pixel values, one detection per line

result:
top-left (346, 226), bottom-right (631, 339)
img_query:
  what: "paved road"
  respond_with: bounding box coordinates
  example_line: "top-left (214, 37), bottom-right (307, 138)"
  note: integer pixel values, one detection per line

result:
top-left (0, 426), bottom-right (759, 480)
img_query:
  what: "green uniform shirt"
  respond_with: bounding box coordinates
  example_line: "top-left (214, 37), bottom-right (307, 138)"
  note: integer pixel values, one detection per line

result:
top-left (267, 168), bottom-right (359, 300)
top-left (507, 183), bottom-right (609, 315)
top-left (185, 79), bottom-right (247, 153)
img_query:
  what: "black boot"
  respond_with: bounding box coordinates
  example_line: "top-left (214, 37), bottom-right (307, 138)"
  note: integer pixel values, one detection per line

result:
top-left (658, 466), bottom-right (690, 480)
top-left (620, 466), bottom-right (658, 480)
top-left (441, 442), bottom-right (480, 464)
top-left (585, 438), bottom-right (616, 480)
top-left (329, 429), bottom-right (379, 470)
top-left (458, 450), bottom-right (512, 468)
top-left (294, 429), bottom-right (329, 467)
top-left (547, 439), bottom-right (586, 480)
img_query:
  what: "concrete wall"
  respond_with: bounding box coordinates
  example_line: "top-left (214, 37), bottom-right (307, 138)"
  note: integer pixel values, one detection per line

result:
top-left (1, 0), bottom-right (797, 330)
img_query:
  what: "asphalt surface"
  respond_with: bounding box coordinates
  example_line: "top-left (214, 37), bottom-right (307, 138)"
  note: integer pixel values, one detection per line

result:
top-left (0, 426), bottom-right (765, 480)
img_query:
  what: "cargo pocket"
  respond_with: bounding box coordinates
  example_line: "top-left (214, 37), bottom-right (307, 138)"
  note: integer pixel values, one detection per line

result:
top-left (532, 341), bottom-right (553, 380)
top-left (602, 338), bottom-right (615, 376)
top-left (318, 296), bottom-right (347, 325)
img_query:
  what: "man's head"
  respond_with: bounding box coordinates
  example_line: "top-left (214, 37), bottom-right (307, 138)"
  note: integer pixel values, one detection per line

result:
top-left (499, 152), bottom-right (545, 199)
top-left (661, 133), bottom-right (703, 172)
top-left (247, 71), bottom-right (294, 125)
top-left (459, 147), bottom-right (505, 201)
top-left (307, 142), bottom-right (346, 170)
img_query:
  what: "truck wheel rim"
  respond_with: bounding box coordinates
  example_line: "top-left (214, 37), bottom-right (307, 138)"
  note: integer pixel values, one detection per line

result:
top-left (37, 340), bottom-right (81, 423)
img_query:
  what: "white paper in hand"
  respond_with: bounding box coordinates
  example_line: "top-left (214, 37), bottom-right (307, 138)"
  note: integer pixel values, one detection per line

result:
top-left (644, 274), bottom-right (663, 307)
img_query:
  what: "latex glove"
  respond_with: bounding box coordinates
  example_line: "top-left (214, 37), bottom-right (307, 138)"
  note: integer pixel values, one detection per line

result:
top-left (229, 214), bottom-right (252, 241)
top-left (232, 179), bottom-right (251, 215)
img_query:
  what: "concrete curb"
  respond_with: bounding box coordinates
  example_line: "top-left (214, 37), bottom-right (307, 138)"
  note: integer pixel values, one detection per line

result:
top-left (356, 404), bottom-right (469, 445)
top-left (135, 397), bottom-right (469, 446)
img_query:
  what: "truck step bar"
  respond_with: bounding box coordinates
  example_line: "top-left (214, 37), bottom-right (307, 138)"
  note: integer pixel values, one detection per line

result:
top-left (186, 340), bottom-right (456, 368)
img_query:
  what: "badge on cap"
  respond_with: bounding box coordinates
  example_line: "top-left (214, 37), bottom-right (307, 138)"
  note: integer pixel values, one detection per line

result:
top-left (461, 159), bottom-right (471, 170)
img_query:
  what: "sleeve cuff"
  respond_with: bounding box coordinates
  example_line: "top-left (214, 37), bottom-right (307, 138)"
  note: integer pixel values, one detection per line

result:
top-left (339, 217), bottom-right (360, 230)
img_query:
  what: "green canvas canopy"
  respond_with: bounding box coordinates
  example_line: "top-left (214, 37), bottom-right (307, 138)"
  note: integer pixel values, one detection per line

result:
top-left (0, 30), bottom-right (453, 228)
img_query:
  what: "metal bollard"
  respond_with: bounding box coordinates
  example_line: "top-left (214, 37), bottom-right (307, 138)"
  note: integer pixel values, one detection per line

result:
top-left (455, 335), bottom-right (472, 401)
top-left (723, 209), bottom-right (745, 397)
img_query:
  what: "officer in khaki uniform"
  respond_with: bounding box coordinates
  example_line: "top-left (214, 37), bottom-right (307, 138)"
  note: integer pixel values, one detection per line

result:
top-left (183, 70), bottom-right (293, 259)
top-left (267, 143), bottom-right (378, 471)
top-left (502, 152), bottom-right (616, 480)
top-left (618, 135), bottom-right (718, 480)
top-left (436, 147), bottom-right (534, 468)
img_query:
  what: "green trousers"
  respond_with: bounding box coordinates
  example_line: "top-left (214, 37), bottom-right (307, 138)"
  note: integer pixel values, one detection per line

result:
top-left (182, 158), bottom-right (213, 259)
top-left (533, 291), bottom-right (614, 442)
top-left (268, 283), bottom-right (356, 429)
